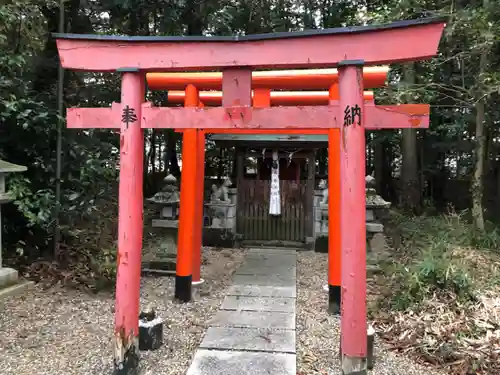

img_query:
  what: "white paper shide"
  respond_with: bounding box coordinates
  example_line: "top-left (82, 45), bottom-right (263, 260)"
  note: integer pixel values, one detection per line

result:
top-left (269, 150), bottom-right (281, 216)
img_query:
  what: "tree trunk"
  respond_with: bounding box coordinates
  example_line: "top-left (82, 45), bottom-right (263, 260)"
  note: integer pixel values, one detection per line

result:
top-left (150, 130), bottom-right (157, 175)
top-left (165, 130), bottom-right (181, 177)
top-left (471, 0), bottom-right (490, 231)
top-left (400, 63), bottom-right (421, 214)
top-left (318, 148), bottom-right (327, 176)
top-left (374, 132), bottom-right (393, 200)
top-left (218, 148), bottom-right (224, 179)
top-left (472, 87), bottom-right (486, 231)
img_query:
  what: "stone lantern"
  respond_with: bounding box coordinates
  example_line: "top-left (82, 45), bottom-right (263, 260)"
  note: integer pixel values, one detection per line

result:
top-left (0, 159), bottom-right (32, 298)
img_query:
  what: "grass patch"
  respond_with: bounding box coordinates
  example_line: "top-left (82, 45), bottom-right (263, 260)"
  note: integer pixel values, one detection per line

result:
top-left (372, 210), bottom-right (500, 374)
top-left (380, 210), bottom-right (500, 311)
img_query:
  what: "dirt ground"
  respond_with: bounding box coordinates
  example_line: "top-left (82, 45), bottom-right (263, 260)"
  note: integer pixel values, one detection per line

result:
top-left (0, 247), bottom-right (245, 375)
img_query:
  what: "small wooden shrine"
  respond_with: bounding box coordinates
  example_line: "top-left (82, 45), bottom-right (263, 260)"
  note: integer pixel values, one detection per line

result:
top-left (210, 133), bottom-right (322, 248)
top-left (206, 134), bottom-right (391, 251)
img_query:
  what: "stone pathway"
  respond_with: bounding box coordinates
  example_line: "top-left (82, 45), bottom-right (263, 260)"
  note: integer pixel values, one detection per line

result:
top-left (187, 248), bottom-right (297, 375)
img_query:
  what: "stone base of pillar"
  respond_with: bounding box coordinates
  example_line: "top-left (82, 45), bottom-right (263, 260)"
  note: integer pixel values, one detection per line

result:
top-left (338, 325), bottom-right (375, 373)
top-left (192, 278), bottom-right (205, 286)
top-left (112, 341), bottom-right (139, 375)
top-left (340, 355), bottom-right (367, 375)
top-left (328, 284), bottom-right (341, 315)
top-left (139, 317), bottom-right (163, 351)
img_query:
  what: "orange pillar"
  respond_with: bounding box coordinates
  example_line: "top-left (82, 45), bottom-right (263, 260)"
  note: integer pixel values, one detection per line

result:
top-left (328, 83), bottom-right (341, 314)
top-left (114, 71), bottom-right (145, 373)
top-left (175, 84), bottom-right (198, 302)
top-left (192, 127), bottom-right (205, 285)
top-left (253, 88), bottom-right (271, 108)
top-left (338, 61), bottom-right (367, 373)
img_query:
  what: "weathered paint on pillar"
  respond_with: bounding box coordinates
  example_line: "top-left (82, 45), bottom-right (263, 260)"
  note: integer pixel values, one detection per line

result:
top-left (221, 68), bottom-right (252, 108)
top-left (192, 128), bottom-right (205, 284)
top-left (175, 84), bottom-right (198, 301)
top-left (113, 71), bottom-right (145, 375)
top-left (338, 61), bottom-right (367, 375)
top-left (328, 83), bottom-right (341, 315)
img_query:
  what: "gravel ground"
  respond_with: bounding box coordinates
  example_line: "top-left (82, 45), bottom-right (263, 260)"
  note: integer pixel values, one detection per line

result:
top-left (0, 247), bottom-right (245, 375)
top-left (296, 251), bottom-right (448, 375)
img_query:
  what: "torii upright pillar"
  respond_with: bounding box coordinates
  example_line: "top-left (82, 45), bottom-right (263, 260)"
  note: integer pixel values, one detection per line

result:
top-left (192, 127), bottom-right (206, 285)
top-left (338, 60), bottom-right (367, 373)
top-left (175, 84), bottom-right (199, 301)
top-left (328, 83), bottom-right (342, 314)
top-left (113, 70), bottom-right (145, 373)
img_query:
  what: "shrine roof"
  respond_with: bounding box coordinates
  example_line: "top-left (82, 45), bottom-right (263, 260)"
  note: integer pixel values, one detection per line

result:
top-left (208, 134), bottom-right (328, 143)
top-left (0, 160), bottom-right (27, 173)
top-left (53, 17), bottom-right (445, 43)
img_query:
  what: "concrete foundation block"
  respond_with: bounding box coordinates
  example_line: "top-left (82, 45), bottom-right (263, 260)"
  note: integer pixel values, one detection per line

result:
top-left (314, 207), bottom-right (322, 220)
top-left (320, 221), bottom-right (328, 233)
top-left (366, 222), bottom-right (384, 233)
top-left (202, 227), bottom-right (235, 248)
top-left (227, 205), bottom-right (236, 218)
top-left (226, 217), bottom-right (235, 229)
top-left (315, 221), bottom-right (321, 235)
top-left (314, 235), bottom-right (328, 253)
top-left (0, 267), bottom-right (18, 288)
top-left (138, 310), bottom-right (163, 351)
top-left (365, 209), bottom-right (374, 222)
top-left (338, 325), bottom-right (375, 371)
top-left (212, 217), bottom-right (222, 228)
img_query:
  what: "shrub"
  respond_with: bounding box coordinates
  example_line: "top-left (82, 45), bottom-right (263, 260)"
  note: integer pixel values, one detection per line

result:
top-left (382, 210), bottom-right (500, 311)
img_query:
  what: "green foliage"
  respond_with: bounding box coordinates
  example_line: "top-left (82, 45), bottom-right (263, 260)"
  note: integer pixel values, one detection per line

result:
top-left (0, 0), bottom-right (499, 293)
top-left (390, 248), bottom-right (474, 310)
top-left (9, 177), bottom-right (54, 228)
top-left (0, 0), bottom-right (120, 287)
top-left (385, 211), bottom-right (500, 311)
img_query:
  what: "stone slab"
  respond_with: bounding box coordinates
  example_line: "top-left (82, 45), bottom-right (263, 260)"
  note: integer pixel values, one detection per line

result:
top-left (0, 281), bottom-right (34, 300)
top-left (245, 252), bottom-right (296, 260)
top-left (209, 310), bottom-right (295, 329)
top-left (241, 255), bottom-right (296, 263)
top-left (235, 266), bottom-right (296, 278)
top-left (221, 295), bottom-right (295, 312)
top-left (200, 327), bottom-right (295, 353)
top-left (186, 349), bottom-right (296, 375)
top-left (227, 285), bottom-right (296, 298)
top-left (233, 274), bottom-right (296, 287)
top-left (242, 254), bottom-right (296, 262)
top-left (0, 268), bottom-right (18, 288)
top-left (241, 253), bottom-right (297, 264)
top-left (246, 248), bottom-right (297, 256)
top-left (242, 260), bottom-right (297, 271)
top-left (242, 261), bottom-right (296, 270)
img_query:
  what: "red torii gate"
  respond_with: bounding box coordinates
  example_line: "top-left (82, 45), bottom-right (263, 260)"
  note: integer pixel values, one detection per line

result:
top-left (54, 17), bottom-right (445, 375)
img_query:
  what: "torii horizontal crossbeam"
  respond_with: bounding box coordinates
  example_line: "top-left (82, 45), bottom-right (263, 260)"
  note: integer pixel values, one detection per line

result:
top-left (146, 67), bottom-right (388, 90)
top-left (67, 103), bottom-right (429, 130)
top-left (166, 90), bottom-right (375, 106)
top-left (54, 17), bottom-right (445, 72)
